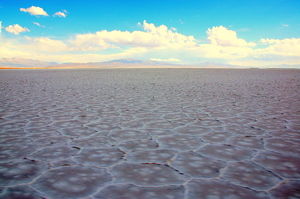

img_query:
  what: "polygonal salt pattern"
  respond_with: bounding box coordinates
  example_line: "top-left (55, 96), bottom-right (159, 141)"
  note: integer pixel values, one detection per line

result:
top-left (0, 144), bottom-right (38, 162)
top-left (125, 149), bottom-right (177, 164)
top-left (252, 120), bottom-right (287, 131)
top-left (171, 152), bottom-right (226, 178)
top-left (59, 127), bottom-right (98, 137)
top-left (118, 119), bottom-right (145, 128)
top-left (187, 179), bottom-right (269, 198)
top-left (0, 129), bottom-right (26, 139)
top-left (134, 112), bottom-right (164, 119)
top-left (224, 125), bottom-right (265, 136)
top-left (31, 165), bottom-right (112, 199)
top-left (85, 122), bottom-right (121, 132)
top-left (269, 130), bottom-right (300, 140)
top-left (157, 134), bottom-right (205, 151)
top-left (32, 136), bottom-right (72, 147)
top-left (1, 185), bottom-right (46, 199)
top-left (219, 117), bottom-right (256, 126)
top-left (221, 160), bottom-right (282, 190)
top-left (269, 180), bottom-right (300, 199)
top-left (1, 69), bottom-right (300, 198)
top-left (25, 127), bottom-right (61, 140)
top-left (0, 137), bottom-right (32, 144)
top-left (161, 113), bottom-right (189, 120)
top-left (189, 118), bottom-right (223, 127)
top-left (174, 125), bottom-right (212, 136)
top-left (93, 184), bottom-right (185, 199)
top-left (0, 121), bottom-right (27, 130)
top-left (73, 147), bottom-right (124, 167)
top-left (72, 114), bottom-right (100, 123)
top-left (50, 158), bottom-right (78, 168)
top-left (51, 120), bottom-right (86, 129)
top-left (264, 138), bottom-right (300, 156)
top-left (28, 145), bottom-right (79, 162)
top-left (26, 118), bottom-right (52, 128)
top-left (139, 128), bottom-right (175, 136)
top-left (228, 136), bottom-right (264, 149)
top-left (144, 120), bottom-right (184, 129)
top-left (0, 159), bottom-right (49, 186)
top-left (70, 134), bottom-right (118, 148)
top-left (200, 131), bottom-right (231, 143)
top-left (197, 143), bottom-right (255, 161)
top-left (111, 162), bottom-right (188, 186)
top-left (109, 129), bottom-right (149, 141)
top-left (253, 150), bottom-right (300, 178)
top-left (118, 139), bottom-right (158, 152)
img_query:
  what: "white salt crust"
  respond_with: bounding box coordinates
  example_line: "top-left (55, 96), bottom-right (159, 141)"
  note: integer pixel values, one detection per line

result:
top-left (0, 68), bottom-right (299, 198)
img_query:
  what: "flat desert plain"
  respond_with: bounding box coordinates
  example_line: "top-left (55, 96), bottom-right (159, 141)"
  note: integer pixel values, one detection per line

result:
top-left (0, 68), bottom-right (299, 199)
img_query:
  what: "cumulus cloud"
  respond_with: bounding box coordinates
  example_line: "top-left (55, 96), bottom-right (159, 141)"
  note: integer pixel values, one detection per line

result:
top-left (150, 58), bottom-right (181, 62)
top-left (5, 24), bottom-right (30, 35)
top-left (257, 38), bottom-right (300, 56)
top-left (69, 32), bottom-right (119, 51)
top-left (0, 35), bottom-right (147, 63)
top-left (54, 11), bottom-right (67, 17)
top-left (20, 6), bottom-right (48, 16)
top-left (70, 20), bottom-right (197, 51)
top-left (206, 26), bottom-right (256, 47)
top-left (33, 22), bottom-right (46, 27)
top-left (3, 20), bottom-right (299, 67)
top-left (25, 36), bottom-right (68, 52)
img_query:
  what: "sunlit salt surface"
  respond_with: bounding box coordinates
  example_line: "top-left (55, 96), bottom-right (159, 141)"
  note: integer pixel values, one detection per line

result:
top-left (0, 68), bottom-right (299, 198)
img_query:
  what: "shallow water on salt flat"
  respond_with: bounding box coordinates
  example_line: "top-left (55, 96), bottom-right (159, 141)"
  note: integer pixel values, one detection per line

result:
top-left (0, 69), bottom-right (299, 198)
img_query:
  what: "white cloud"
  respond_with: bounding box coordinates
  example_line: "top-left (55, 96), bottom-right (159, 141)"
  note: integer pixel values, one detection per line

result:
top-left (20, 6), bottom-right (48, 16)
top-left (5, 24), bottom-right (30, 35)
top-left (150, 58), bottom-right (182, 62)
top-left (206, 26), bottom-right (256, 47)
top-left (0, 38), bottom-right (31, 58)
top-left (2, 20), bottom-right (300, 67)
top-left (70, 20), bottom-right (197, 51)
top-left (25, 36), bottom-right (68, 52)
top-left (256, 38), bottom-right (300, 56)
top-left (33, 22), bottom-right (46, 27)
top-left (194, 44), bottom-right (254, 59)
top-left (69, 32), bottom-right (119, 51)
top-left (0, 35), bottom-right (147, 63)
top-left (54, 11), bottom-right (67, 17)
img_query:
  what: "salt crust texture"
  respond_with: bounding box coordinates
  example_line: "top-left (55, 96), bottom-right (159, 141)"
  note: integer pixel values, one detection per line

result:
top-left (0, 68), bottom-right (299, 198)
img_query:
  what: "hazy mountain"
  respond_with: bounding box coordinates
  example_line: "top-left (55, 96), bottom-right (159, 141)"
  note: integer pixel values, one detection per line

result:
top-left (1, 57), bottom-right (299, 69)
top-left (0, 58), bottom-right (57, 68)
top-left (192, 61), bottom-right (242, 68)
top-left (49, 58), bottom-right (182, 69)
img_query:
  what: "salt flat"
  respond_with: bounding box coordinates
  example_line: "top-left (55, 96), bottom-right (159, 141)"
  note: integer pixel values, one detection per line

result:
top-left (0, 68), bottom-right (299, 199)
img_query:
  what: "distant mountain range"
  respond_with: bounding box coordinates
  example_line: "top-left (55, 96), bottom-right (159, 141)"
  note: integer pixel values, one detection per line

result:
top-left (49, 58), bottom-right (182, 69)
top-left (0, 58), bottom-right (57, 69)
top-left (0, 57), bottom-right (299, 69)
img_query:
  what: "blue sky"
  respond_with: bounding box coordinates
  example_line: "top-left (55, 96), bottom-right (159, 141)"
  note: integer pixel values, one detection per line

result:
top-left (1, 0), bottom-right (300, 67)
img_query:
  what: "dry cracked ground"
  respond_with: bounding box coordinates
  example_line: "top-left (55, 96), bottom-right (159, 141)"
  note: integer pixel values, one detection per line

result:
top-left (0, 68), bottom-right (299, 199)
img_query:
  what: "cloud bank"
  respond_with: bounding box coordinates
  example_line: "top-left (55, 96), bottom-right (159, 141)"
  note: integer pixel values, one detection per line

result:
top-left (1, 20), bottom-right (300, 67)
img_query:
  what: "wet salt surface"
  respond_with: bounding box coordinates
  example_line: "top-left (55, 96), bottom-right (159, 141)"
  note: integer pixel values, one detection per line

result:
top-left (0, 68), bottom-right (299, 198)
